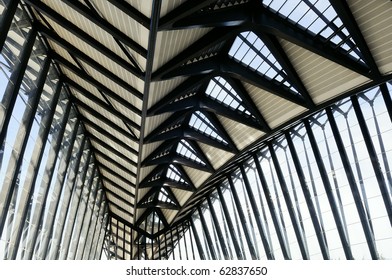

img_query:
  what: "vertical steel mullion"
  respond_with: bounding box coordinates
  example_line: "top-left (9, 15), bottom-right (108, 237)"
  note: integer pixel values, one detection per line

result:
top-left (253, 154), bottom-right (291, 259)
top-left (286, 131), bottom-right (330, 259)
top-left (301, 135), bottom-right (328, 245)
top-left (268, 158), bottom-right (291, 255)
top-left (88, 201), bottom-right (105, 260)
top-left (90, 201), bottom-right (107, 259)
top-left (182, 222), bottom-right (189, 260)
top-left (37, 119), bottom-right (81, 259)
top-left (2, 54), bottom-right (49, 258)
top-left (176, 225), bottom-right (182, 260)
top-left (254, 170), bottom-right (274, 256)
top-left (163, 228), bottom-right (168, 259)
top-left (0, 28), bottom-right (37, 237)
top-left (322, 126), bottom-right (350, 244)
top-left (123, 222), bottom-right (126, 260)
top-left (61, 147), bottom-right (93, 259)
top-left (0, 0), bottom-right (19, 51)
top-left (326, 107), bottom-right (378, 259)
top-left (115, 219), bottom-right (119, 260)
top-left (240, 174), bottom-right (260, 259)
top-left (77, 174), bottom-right (100, 259)
top-left (187, 221), bottom-right (196, 260)
top-left (351, 95), bottom-right (392, 226)
top-left (268, 142), bottom-right (309, 259)
top-left (228, 176), bottom-right (258, 260)
top-left (82, 188), bottom-right (103, 259)
top-left (190, 218), bottom-right (206, 260)
top-left (206, 196), bottom-right (230, 259)
top-left (130, 227), bottom-right (133, 260)
top-left (169, 225), bottom-right (175, 260)
top-left (8, 59), bottom-right (55, 259)
top-left (95, 212), bottom-right (108, 260)
top-left (197, 205), bottom-right (217, 259)
top-left (76, 168), bottom-right (99, 259)
top-left (304, 118), bottom-right (354, 259)
top-left (25, 86), bottom-right (70, 259)
top-left (157, 219), bottom-right (161, 260)
top-left (369, 89), bottom-right (392, 196)
top-left (47, 135), bottom-right (87, 259)
top-left (217, 185), bottom-right (244, 259)
top-left (69, 165), bottom-right (97, 260)
top-left (239, 165), bottom-right (274, 259)
top-left (284, 148), bottom-right (308, 252)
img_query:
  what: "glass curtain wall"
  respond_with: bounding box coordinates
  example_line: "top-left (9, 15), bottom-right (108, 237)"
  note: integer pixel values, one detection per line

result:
top-left (165, 81), bottom-right (392, 260)
top-left (0, 2), bottom-right (108, 260)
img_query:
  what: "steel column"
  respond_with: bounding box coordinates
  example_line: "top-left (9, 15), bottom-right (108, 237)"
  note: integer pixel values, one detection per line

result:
top-left (196, 205), bottom-right (217, 259)
top-left (326, 107), bottom-right (378, 259)
top-left (253, 154), bottom-right (291, 259)
top-left (239, 164), bottom-right (275, 259)
top-left (304, 118), bottom-right (354, 259)
top-left (0, 0), bottom-right (19, 51)
top-left (285, 131), bottom-right (330, 259)
top-left (351, 95), bottom-right (392, 226)
top-left (206, 196), bottom-right (230, 259)
top-left (190, 218), bottom-right (206, 260)
top-left (228, 176), bottom-right (258, 260)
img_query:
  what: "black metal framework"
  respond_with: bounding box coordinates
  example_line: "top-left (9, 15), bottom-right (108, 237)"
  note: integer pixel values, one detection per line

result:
top-left (0, 0), bottom-right (391, 260)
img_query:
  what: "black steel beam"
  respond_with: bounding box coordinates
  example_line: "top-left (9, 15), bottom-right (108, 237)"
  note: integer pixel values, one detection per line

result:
top-left (158, 0), bottom-right (217, 30)
top-left (39, 23), bottom-right (143, 81)
top-left (64, 76), bottom-right (141, 135)
top-left (148, 75), bottom-right (209, 115)
top-left (26, 0), bottom-right (143, 77)
top-left (99, 164), bottom-right (136, 189)
top-left (88, 134), bottom-right (137, 167)
top-left (152, 27), bottom-right (238, 81)
top-left (106, 0), bottom-right (150, 28)
top-left (53, 52), bottom-right (143, 103)
top-left (256, 32), bottom-right (315, 108)
top-left (380, 83), bottom-right (392, 123)
top-left (329, 0), bottom-right (381, 78)
top-left (253, 8), bottom-right (372, 79)
top-left (62, 0), bottom-right (147, 57)
top-left (73, 99), bottom-right (140, 142)
top-left (163, 56), bottom-right (309, 108)
top-left (102, 176), bottom-right (135, 199)
top-left (95, 149), bottom-right (137, 178)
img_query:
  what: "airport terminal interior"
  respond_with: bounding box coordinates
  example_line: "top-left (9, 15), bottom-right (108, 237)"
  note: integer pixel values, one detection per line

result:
top-left (0, 0), bottom-right (391, 260)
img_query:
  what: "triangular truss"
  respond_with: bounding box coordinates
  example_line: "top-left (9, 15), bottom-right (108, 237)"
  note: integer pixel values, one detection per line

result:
top-left (138, 186), bottom-right (180, 210)
top-left (143, 139), bottom-right (215, 173)
top-left (139, 164), bottom-right (196, 191)
top-left (136, 208), bottom-right (168, 237)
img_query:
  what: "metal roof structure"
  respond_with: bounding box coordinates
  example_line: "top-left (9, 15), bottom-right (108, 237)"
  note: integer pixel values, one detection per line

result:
top-left (0, 0), bottom-right (391, 259)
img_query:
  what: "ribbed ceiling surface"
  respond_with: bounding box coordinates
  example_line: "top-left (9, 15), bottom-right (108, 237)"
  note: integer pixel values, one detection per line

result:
top-left (22, 0), bottom-right (392, 259)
